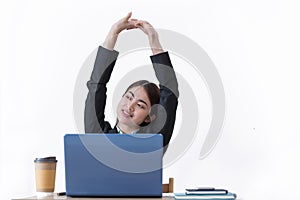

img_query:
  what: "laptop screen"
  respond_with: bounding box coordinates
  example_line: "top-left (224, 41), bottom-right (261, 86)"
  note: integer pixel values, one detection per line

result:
top-left (64, 134), bottom-right (163, 197)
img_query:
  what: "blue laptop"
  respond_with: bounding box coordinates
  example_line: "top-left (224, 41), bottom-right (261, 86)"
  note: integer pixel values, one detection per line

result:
top-left (64, 134), bottom-right (163, 197)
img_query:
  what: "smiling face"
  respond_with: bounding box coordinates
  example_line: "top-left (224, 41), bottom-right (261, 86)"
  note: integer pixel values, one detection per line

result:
top-left (116, 86), bottom-right (152, 133)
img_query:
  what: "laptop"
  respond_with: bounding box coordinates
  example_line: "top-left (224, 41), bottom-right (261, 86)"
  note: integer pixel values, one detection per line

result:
top-left (64, 134), bottom-right (163, 197)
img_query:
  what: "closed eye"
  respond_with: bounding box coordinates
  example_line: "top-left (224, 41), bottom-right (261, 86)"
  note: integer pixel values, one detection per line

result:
top-left (125, 93), bottom-right (133, 101)
top-left (137, 103), bottom-right (145, 109)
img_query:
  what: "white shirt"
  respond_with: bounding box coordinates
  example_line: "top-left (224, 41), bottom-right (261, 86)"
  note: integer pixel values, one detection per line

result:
top-left (116, 126), bottom-right (139, 134)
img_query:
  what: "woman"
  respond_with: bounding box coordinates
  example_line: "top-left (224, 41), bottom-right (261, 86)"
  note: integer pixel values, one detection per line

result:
top-left (84, 12), bottom-right (179, 149)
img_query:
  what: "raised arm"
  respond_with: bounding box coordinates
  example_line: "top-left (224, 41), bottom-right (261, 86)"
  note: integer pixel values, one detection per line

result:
top-left (103, 12), bottom-right (137, 50)
top-left (137, 21), bottom-right (179, 147)
top-left (136, 20), bottom-right (164, 55)
top-left (84, 12), bottom-right (137, 133)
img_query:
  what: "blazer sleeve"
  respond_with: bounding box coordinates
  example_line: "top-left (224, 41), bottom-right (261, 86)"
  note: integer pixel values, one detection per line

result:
top-left (150, 52), bottom-right (179, 147)
top-left (84, 46), bottom-right (119, 133)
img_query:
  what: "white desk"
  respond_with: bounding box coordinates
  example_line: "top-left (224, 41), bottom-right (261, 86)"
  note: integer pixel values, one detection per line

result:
top-left (13, 194), bottom-right (174, 200)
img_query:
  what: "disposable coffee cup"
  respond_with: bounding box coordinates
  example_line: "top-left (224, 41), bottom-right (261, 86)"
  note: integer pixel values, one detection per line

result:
top-left (34, 157), bottom-right (57, 193)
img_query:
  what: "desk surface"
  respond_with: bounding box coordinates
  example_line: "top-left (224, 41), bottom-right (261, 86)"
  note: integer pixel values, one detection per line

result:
top-left (13, 194), bottom-right (174, 200)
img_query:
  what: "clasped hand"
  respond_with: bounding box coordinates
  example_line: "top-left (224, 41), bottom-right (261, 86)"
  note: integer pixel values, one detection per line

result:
top-left (111, 12), bottom-right (158, 38)
top-left (104, 12), bottom-right (163, 55)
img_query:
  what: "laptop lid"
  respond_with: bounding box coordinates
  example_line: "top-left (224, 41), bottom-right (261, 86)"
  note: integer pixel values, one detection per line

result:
top-left (64, 134), bottom-right (163, 197)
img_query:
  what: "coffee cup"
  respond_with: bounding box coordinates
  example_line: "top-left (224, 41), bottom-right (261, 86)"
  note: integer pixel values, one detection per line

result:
top-left (34, 157), bottom-right (57, 193)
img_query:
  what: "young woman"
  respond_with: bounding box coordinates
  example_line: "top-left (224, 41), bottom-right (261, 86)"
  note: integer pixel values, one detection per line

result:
top-left (84, 13), bottom-right (179, 149)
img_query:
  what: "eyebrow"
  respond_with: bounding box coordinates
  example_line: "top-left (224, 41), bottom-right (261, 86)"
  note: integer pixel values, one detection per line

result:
top-left (128, 91), bottom-right (148, 107)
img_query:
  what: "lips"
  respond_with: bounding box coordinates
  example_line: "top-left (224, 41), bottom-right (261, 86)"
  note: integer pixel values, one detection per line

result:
top-left (121, 110), bottom-right (133, 118)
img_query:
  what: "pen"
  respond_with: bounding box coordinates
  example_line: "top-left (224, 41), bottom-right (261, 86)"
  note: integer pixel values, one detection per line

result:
top-left (56, 192), bottom-right (66, 196)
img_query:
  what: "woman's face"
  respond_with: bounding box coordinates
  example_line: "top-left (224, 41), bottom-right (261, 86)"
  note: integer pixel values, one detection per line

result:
top-left (117, 86), bottom-right (151, 131)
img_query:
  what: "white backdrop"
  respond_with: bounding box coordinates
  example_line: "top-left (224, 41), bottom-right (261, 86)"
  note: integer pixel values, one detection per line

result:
top-left (1, 0), bottom-right (300, 199)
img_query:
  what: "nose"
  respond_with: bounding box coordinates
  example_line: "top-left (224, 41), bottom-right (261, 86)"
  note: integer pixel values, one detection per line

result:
top-left (127, 101), bottom-right (135, 112)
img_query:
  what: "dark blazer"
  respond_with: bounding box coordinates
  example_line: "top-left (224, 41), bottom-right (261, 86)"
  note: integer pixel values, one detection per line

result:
top-left (84, 46), bottom-right (179, 147)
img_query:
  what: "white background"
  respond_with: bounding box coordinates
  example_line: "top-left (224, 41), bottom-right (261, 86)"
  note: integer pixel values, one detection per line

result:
top-left (1, 0), bottom-right (300, 199)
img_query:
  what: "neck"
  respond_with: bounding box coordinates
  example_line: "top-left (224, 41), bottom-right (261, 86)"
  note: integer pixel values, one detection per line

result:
top-left (116, 123), bottom-right (139, 134)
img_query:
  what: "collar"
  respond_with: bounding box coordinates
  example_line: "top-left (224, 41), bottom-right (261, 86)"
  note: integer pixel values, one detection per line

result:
top-left (116, 126), bottom-right (139, 134)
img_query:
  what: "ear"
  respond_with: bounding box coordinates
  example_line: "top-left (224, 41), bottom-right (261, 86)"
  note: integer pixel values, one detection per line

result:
top-left (144, 116), bottom-right (151, 123)
top-left (144, 114), bottom-right (156, 123)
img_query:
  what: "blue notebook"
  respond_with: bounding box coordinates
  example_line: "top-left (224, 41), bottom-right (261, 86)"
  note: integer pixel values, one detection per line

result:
top-left (174, 192), bottom-right (237, 200)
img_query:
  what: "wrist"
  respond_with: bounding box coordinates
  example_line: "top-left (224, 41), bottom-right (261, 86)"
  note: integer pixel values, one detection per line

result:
top-left (109, 26), bottom-right (120, 37)
top-left (151, 48), bottom-right (164, 55)
top-left (148, 31), bottom-right (159, 43)
top-left (150, 40), bottom-right (163, 55)
top-left (103, 30), bottom-right (119, 51)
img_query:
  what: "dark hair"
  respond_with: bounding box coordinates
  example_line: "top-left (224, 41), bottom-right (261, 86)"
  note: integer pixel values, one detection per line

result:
top-left (124, 80), bottom-right (160, 126)
top-left (124, 80), bottom-right (160, 106)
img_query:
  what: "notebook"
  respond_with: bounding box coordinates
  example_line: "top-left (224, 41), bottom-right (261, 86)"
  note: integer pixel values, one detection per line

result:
top-left (64, 134), bottom-right (163, 197)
